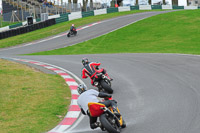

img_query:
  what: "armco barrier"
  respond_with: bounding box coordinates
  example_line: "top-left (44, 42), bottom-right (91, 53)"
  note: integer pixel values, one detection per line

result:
top-left (184, 6), bottom-right (197, 9)
top-left (139, 5), bottom-right (152, 10)
top-left (0, 26), bottom-right (9, 32)
top-left (173, 5), bottom-right (184, 9)
top-left (94, 9), bottom-right (107, 16)
top-left (9, 23), bottom-right (23, 29)
top-left (55, 17), bottom-right (68, 24)
top-left (118, 6), bottom-right (131, 12)
top-left (107, 7), bottom-right (119, 13)
top-left (36, 18), bottom-right (41, 22)
top-left (162, 5), bottom-right (172, 9)
top-left (151, 5), bottom-right (162, 9)
top-left (130, 6), bottom-right (139, 10)
top-left (68, 12), bottom-right (82, 21)
top-left (49, 14), bottom-right (61, 19)
top-left (82, 11), bottom-right (94, 18)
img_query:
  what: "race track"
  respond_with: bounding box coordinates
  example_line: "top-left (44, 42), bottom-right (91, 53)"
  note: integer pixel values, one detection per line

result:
top-left (1, 10), bottom-right (200, 133)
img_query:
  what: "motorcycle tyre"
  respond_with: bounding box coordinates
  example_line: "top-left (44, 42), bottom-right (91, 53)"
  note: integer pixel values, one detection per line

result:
top-left (121, 118), bottom-right (126, 128)
top-left (100, 80), bottom-right (113, 94)
top-left (67, 33), bottom-right (70, 37)
top-left (100, 114), bottom-right (121, 133)
top-left (105, 79), bottom-right (111, 87)
top-left (74, 31), bottom-right (77, 36)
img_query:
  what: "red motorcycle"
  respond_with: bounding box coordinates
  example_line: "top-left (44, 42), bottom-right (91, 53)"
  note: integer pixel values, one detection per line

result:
top-left (67, 28), bottom-right (77, 37)
top-left (93, 72), bottom-right (113, 94)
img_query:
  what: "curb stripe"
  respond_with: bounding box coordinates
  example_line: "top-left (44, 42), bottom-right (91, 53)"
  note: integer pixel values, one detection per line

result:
top-left (72, 94), bottom-right (79, 99)
top-left (68, 105), bottom-right (80, 111)
top-left (58, 73), bottom-right (69, 76)
top-left (65, 78), bottom-right (76, 82)
top-left (59, 118), bottom-right (77, 125)
top-left (69, 85), bottom-right (78, 90)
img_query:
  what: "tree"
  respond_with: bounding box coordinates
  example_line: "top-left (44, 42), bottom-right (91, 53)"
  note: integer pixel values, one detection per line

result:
top-left (90, 0), bottom-right (93, 10)
top-left (172, 0), bottom-right (178, 5)
top-left (135, 0), bottom-right (138, 5)
top-left (82, 0), bottom-right (88, 11)
top-left (163, 0), bottom-right (166, 5)
top-left (148, 0), bottom-right (151, 5)
top-left (73, 0), bottom-right (77, 3)
top-left (187, 0), bottom-right (189, 6)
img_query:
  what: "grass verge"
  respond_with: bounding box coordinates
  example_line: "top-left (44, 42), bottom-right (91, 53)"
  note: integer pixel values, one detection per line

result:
top-left (0, 59), bottom-right (71, 133)
top-left (28, 9), bottom-right (200, 55)
top-left (0, 10), bottom-right (161, 48)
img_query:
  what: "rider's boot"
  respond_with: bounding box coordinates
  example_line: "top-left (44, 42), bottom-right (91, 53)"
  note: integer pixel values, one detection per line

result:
top-left (91, 122), bottom-right (101, 129)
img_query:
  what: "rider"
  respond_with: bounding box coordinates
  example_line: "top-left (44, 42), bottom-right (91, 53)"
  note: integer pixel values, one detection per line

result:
top-left (77, 84), bottom-right (119, 130)
top-left (81, 58), bottom-right (112, 86)
top-left (70, 24), bottom-right (76, 33)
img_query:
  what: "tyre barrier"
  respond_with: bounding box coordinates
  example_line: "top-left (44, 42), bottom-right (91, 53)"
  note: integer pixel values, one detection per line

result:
top-left (0, 18), bottom-right (56, 40)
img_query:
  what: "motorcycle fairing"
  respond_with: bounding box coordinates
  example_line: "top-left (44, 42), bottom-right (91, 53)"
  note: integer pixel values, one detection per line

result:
top-left (88, 102), bottom-right (105, 117)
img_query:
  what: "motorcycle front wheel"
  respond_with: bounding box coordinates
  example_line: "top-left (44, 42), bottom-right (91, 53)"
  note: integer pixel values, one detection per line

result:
top-left (100, 114), bottom-right (120, 133)
top-left (67, 33), bottom-right (70, 37)
top-left (100, 80), bottom-right (113, 94)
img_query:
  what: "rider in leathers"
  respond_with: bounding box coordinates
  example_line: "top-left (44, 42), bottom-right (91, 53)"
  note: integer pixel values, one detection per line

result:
top-left (81, 58), bottom-right (112, 86)
top-left (77, 84), bottom-right (119, 130)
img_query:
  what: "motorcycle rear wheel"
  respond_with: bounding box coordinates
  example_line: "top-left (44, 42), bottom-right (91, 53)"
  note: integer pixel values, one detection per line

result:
top-left (100, 80), bottom-right (113, 94)
top-left (100, 114), bottom-right (121, 133)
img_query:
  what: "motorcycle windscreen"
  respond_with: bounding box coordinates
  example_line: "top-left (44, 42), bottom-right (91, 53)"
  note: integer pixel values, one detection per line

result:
top-left (88, 102), bottom-right (105, 117)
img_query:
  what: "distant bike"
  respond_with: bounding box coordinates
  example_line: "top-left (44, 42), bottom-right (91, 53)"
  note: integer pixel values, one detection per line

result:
top-left (67, 28), bottom-right (77, 37)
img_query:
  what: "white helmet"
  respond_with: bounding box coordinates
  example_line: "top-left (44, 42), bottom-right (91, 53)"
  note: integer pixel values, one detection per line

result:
top-left (77, 84), bottom-right (87, 94)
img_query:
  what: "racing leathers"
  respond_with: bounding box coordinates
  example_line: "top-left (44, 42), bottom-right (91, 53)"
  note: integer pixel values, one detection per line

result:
top-left (81, 62), bottom-right (111, 85)
top-left (77, 89), bottom-right (116, 129)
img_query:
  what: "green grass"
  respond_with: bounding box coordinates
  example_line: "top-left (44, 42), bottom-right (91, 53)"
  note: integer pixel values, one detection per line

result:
top-left (0, 10), bottom-right (161, 48)
top-left (0, 59), bottom-right (71, 133)
top-left (28, 10), bottom-right (200, 55)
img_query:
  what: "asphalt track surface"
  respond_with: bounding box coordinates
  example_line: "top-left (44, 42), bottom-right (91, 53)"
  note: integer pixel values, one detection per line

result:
top-left (1, 11), bottom-right (200, 133)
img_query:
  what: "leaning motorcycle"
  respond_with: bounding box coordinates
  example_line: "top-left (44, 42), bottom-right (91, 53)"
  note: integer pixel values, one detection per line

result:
top-left (67, 28), bottom-right (77, 37)
top-left (93, 73), bottom-right (113, 94)
top-left (88, 99), bottom-right (126, 133)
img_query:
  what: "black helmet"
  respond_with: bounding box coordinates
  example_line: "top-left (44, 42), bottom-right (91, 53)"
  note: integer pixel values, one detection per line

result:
top-left (77, 84), bottom-right (87, 94)
top-left (82, 58), bottom-right (88, 65)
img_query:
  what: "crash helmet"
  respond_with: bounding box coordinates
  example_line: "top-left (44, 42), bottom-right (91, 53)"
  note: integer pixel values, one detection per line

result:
top-left (82, 57), bottom-right (88, 65)
top-left (72, 24), bottom-right (74, 26)
top-left (77, 84), bottom-right (87, 94)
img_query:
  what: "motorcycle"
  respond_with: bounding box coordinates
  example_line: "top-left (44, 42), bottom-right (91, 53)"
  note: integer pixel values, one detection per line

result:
top-left (88, 98), bottom-right (126, 133)
top-left (93, 72), bottom-right (113, 94)
top-left (67, 28), bottom-right (77, 37)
